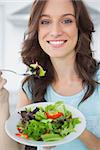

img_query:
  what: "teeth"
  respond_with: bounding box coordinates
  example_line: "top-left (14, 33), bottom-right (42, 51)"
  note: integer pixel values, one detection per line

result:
top-left (48, 41), bottom-right (66, 45)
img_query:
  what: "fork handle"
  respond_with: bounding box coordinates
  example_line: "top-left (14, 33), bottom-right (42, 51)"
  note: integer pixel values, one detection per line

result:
top-left (0, 69), bottom-right (17, 74)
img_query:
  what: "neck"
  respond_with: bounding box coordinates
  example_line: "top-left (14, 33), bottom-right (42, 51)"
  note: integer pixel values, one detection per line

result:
top-left (50, 54), bottom-right (78, 82)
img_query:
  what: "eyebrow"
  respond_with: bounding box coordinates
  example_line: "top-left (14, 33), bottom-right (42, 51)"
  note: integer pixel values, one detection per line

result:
top-left (40, 13), bottom-right (75, 18)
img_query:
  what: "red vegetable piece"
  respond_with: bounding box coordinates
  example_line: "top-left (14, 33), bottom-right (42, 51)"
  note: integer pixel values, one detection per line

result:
top-left (17, 127), bottom-right (23, 133)
top-left (46, 112), bottom-right (63, 119)
top-left (16, 133), bottom-right (28, 139)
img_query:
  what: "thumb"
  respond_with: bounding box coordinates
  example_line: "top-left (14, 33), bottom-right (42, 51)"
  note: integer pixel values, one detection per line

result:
top-left (0, 78), bottom-right (7, 90)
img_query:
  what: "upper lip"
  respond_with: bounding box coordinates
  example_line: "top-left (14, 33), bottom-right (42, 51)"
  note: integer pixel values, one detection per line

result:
top-left (47, 39), bottom-right (66, 41)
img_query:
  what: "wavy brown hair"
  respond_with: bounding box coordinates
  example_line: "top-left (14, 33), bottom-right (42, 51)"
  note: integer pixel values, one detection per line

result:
top-left (21, 0), bottom-right (99, 104)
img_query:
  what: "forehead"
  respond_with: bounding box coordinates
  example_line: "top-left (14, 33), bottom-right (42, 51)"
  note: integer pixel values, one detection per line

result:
top-left (41, 0), bottom-right (75, 16)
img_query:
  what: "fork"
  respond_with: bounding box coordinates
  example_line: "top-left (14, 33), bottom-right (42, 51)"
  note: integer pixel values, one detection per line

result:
top-left (0, 69), bottom-right (32, 76)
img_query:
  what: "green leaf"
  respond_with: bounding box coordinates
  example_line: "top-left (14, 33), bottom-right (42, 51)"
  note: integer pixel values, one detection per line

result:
top-left (29, 63), bottom-right (46, 77)
top-left (39, 66), bottom-right (46, 77)
top-left (34, 110), bottom-right (47, 120)
top-left (41, 133), bottom-right (63, 142)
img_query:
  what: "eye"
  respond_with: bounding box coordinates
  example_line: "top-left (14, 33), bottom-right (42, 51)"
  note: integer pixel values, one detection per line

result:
top-left (62, 19), bottom-right (73, 24)
top-left (40, 20), bottom-right (50, 25)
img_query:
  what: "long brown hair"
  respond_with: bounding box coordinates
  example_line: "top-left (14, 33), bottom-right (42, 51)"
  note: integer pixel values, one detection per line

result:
top-left (21, 0), bottom-right (99, 104)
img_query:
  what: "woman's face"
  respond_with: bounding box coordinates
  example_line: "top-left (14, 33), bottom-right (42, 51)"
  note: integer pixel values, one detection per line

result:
top-left (38, 0), bottom-right (78, 59)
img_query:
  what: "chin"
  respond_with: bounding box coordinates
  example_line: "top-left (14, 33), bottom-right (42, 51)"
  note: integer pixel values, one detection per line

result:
top-left (49, 53), bottom-right (67, 58)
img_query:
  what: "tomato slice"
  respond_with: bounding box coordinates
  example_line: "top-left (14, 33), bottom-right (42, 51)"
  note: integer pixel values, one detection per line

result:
top-left (16, 133), bottom-right (21, 137)
top-left (16, 133), bottom-right (28, 139)
top-left (46, 112), bottom-right (63, 119)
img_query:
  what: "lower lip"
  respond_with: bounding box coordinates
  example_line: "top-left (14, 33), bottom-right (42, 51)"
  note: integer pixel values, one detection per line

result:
top-left (48, 42), bottom-right (67, 48)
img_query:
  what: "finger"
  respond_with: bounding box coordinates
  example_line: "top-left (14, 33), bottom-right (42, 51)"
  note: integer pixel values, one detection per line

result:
top-left (0, 76), bottom-right (4, 82)
top-left (0, 78), bottom-right (7, 89)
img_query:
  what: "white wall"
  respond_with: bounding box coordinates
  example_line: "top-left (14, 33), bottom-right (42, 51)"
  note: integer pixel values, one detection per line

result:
top-left (0, 3), bottom-right (29, 92)
top-left (4, 18), bottom-right (26, 91)
top-left (93, 25), bottom-right (100, 61)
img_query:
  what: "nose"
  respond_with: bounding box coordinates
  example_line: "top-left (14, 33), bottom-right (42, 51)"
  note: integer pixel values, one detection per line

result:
top-left (50, 23), bottom-right (63, 38)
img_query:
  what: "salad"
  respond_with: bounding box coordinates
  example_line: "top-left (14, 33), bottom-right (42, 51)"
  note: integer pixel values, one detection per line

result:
top-left (16, 101), bottom-right (81, 142)
top-left (28, 62), bottom-right (46, 77)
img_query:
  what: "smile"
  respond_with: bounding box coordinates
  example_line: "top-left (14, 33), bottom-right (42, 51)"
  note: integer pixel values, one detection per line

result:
top-left (47, 40), bottom-right (67, 44)
top-left (47, 40), bottom-right (67, 48)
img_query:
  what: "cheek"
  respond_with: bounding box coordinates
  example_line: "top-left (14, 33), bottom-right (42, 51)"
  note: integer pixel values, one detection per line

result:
top-left (69, 26), bottom-right (78, 40)
top-left (38, 31), bottom-right (43, 48)
top-left (65, 26), bottom-right (78, 49)
top-left (38, 30), bottom-right (48, 51)
top-left (38, 27), bottom-right (49, 39)
top-left (38, 30), bottom-right (46, 47)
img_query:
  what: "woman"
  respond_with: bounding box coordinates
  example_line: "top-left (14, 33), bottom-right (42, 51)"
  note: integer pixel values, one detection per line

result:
top-left (0, 72), bottom-right (24, 150)
top-left (17, 0), bottom-right (100, 150)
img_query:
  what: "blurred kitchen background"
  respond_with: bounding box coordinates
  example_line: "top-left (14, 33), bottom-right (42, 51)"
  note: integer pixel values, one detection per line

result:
top-left (0, 0), bottom-right (100, 113)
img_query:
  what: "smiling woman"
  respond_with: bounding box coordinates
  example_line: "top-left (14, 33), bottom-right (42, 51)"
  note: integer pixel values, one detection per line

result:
top-left (17, 0), bottom-right (100, 150)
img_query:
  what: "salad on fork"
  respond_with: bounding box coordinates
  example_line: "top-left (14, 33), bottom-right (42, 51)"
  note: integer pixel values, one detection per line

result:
top-left (0, 62), bottom-right (46, 77)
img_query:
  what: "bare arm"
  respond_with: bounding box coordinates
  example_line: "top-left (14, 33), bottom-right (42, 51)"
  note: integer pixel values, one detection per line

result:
top-left (79, 129), bottom-right (100, 150)
top-left (16, 89), bottom-right (32, 109)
